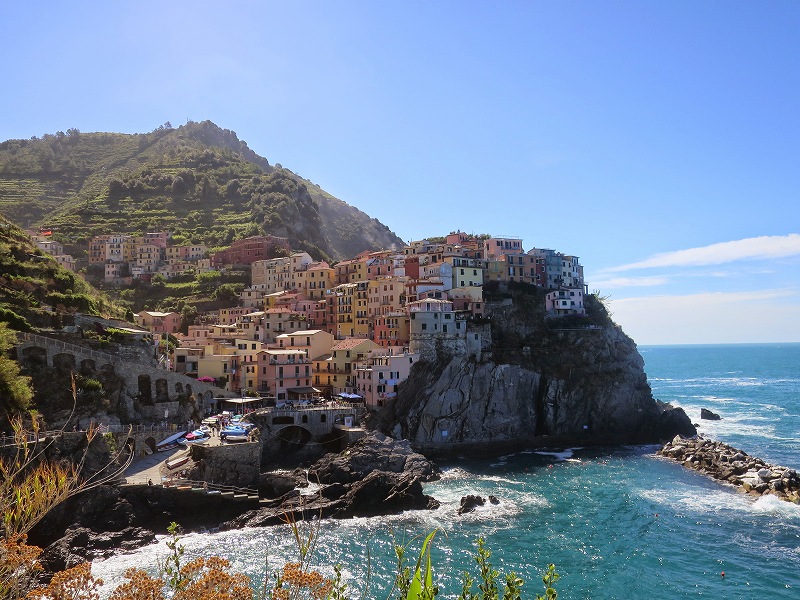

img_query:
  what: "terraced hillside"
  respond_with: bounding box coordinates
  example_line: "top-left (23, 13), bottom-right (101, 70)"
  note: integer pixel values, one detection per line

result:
top-left (0, 121), bottom-right (403, 261)
top-left (0, 214), bottom-right (123, 330)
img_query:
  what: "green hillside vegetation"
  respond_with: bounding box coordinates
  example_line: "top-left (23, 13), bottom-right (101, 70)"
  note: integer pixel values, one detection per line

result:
top-left (0, 121), bottom-right (404, 261)
top-left (114, 269), bottom-right (251, 327)
top-left (0, 214), bottom-right (124, 330)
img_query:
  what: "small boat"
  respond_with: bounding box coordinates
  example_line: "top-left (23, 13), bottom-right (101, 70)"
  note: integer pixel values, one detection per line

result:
top-left (223, 433), bottom-right (249, 443)
top-left (220, 425), bottom-right (251, 440)
top-left (166, 455), bottom-right (190, 470)
top-left (156, 431), bottom-right (188, 451)
top-left (184, 429), bottom-right (209, 441)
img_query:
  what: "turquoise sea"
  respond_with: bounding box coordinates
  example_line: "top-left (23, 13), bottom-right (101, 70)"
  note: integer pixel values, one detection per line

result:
top-left (93, 343), bottom-right (800, 598)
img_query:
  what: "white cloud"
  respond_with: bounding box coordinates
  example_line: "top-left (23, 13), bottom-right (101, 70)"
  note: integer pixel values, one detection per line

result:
top-left (609, 289), bottom-right (800, 345)
top-left (602, 234), bottom-right (800, 273)
top-left (589, 275), bottom-right (670, 289)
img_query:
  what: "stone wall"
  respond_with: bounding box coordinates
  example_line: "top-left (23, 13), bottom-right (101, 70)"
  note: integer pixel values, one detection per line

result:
top-left (189, 441), bottom-right (261, 488)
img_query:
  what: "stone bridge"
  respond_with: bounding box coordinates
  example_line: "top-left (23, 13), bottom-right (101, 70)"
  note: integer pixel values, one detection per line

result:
top-left (246, 404), bottom-right (366, 458)
top-left (15, 332), bottom-right (234, 425)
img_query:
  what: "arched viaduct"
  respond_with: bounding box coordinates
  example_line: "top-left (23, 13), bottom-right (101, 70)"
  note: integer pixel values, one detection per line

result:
top-left (15, 332), bottom-right (234, 426)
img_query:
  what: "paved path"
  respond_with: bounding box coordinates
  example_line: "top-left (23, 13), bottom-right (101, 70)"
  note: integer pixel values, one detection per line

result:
top-left (124, 447), bottom-right (184, 484)
top-left (123, 435), bottom-right (223, 484)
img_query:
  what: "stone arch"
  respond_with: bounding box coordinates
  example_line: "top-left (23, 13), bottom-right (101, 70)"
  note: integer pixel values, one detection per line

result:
top-left (79, 358), bottom-right (96, 375)
top-left (138, 374), bottom-right (153, 405)
top-left (155, 378), bottom-right (169, 402)
top-left (21, 346), bottom-right (48, 368)
top-left (276, 425), bottom-right (312, 451)
top-left (53, 352), bottom-right (77, 373)
top-left (174, 382), bottom-right (184, 395)
top-left (301, 414), bottom-right (308, 424)
top-left (144, 436), bottom-right (157, 453)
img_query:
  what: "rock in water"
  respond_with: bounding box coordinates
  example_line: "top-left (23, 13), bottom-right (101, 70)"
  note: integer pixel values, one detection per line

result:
top-left (458, 495), bottom-right (486, 514)
top-left (700, 408), bottom-right (722, 420)
top-left (308, 432), bottom-right (440, 484)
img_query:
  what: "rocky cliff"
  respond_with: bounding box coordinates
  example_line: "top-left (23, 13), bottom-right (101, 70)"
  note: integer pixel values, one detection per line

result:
top-left (373, 285), bottom-right (695, 455)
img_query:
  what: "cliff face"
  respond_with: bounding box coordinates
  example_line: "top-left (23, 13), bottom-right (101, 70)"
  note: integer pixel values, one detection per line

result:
top-left (375, 288), bottom-right (695, 455)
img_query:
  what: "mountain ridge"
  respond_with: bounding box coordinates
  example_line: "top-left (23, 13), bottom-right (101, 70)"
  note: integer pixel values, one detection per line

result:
top-left (0, 120), bottom-right (404, 261)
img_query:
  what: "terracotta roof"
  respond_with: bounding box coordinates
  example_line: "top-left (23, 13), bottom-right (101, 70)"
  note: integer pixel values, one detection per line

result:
top-left (332, 337), bottom-right (374, 350)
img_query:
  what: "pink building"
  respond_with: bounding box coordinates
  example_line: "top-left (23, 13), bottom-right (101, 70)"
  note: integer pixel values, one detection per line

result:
top-left (354, 350), bottom-right (419, 408)
top-left (545, 288), bottom-right (585, 316)
top-left (134, 311), bottom-right (181, 335)
top-left (248, 349), bottom-right (314, 399)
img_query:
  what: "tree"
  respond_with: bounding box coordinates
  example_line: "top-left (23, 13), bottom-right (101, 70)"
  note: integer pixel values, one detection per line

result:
top-left (0, 322), bottom-right (32, 416)
top-left (179, 305), bottom-right (197, 335)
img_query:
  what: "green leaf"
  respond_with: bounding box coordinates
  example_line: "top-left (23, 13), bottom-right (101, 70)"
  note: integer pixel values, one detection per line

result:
top-left (407, 530), bottom-right (437, 600)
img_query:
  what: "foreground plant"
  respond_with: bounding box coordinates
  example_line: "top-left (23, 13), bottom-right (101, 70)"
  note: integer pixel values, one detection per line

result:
top-left (458, 537), bottom-right (523, 600)
top-left (1, 376), bottom-right (132, 599)
top-left (263, 504), bottom-right (348, 600)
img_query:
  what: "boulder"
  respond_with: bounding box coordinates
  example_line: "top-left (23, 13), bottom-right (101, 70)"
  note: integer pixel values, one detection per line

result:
top-left (458, 495), bottom-right (486, 515)
top-left (700, 408), bottom-right (722, 421)
top-left (37, 526), bottom-right (155, 574)
top-left (308, 432), bottom-right (440, 484)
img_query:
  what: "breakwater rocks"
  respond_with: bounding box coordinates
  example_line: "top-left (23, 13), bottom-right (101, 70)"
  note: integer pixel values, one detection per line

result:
top-left (658, 436), bottom-right (800, 504)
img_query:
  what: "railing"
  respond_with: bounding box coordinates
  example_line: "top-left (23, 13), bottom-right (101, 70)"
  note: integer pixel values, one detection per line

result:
top-left (256, 401), bottom-right (364, 413)
top-left (98, 423), bottom-right (182, 435)
top-left (16, 332), bottom-right (134, 366)
top-left (0, 424), bottom-right (186, 447)
top-left (0, 430), bottom-right (64, 447)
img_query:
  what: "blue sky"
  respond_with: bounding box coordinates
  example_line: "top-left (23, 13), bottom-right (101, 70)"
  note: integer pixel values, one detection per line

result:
top-left (1, 1), bottom-right (798, 345)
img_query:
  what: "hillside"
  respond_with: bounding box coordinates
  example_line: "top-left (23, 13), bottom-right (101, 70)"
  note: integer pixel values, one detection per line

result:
top-left (0, 121), bottom-right (404, 261)
top-left (0, 214), bottom-right (123, 330)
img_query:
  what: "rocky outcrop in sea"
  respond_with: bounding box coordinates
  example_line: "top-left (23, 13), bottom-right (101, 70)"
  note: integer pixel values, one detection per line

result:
top-left (376, 315), bottom-right (695, 456)
top-left (222, 433), bottom-right (440, 528)
top-left (658, 435), bottom-right (800, 503)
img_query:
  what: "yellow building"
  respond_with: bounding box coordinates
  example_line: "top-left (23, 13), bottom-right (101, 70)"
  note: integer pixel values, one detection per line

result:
top-left (275, 329), bottom-right (335, 361)
top-left (293, 261), bottom-right (335, 300)
top-left (313, 337), bottom-right (379, 395)
top-left (334, 259), bottom-right (366, 285)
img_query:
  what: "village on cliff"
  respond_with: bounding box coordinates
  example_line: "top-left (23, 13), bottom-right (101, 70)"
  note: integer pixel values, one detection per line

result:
top-left (27, 230), bottom-right (587, 410)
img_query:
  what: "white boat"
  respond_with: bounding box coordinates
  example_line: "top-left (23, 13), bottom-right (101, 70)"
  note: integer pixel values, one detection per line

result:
top-left (156, 431), bottom-right (187, 451)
